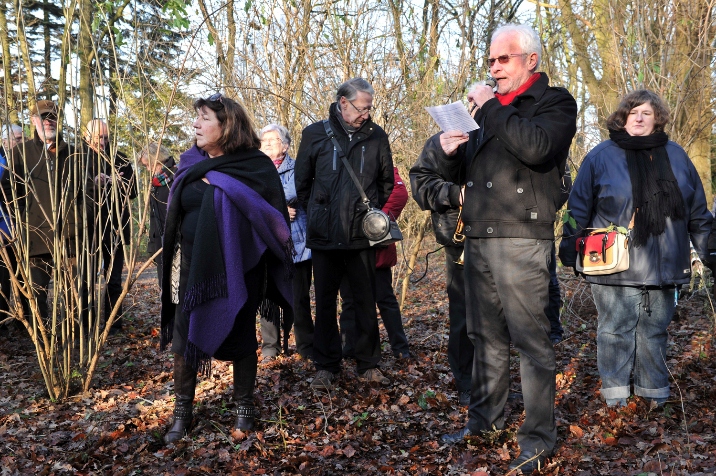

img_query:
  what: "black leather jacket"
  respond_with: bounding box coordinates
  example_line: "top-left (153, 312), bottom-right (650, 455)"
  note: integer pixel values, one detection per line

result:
top-left (410, 133), bottom-right (464, 247)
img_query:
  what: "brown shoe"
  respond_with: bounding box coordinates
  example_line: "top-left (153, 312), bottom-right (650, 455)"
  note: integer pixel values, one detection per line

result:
top-left (358, 368), bottom-right (390, 385)
top-left (310, 370), bottom-right (336, 390)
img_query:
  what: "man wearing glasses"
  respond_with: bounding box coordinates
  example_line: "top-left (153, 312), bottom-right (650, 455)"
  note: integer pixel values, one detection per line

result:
top-left (295, 77), bottom-right (394, 390)
top-left (83, 119), bottom-right (136, 335)
top-left (436, 24), bottom-right (577, 472)
top-left (1, 100), bottom-right (95, 323)
top-left (1, 124), bottom-right (25, 160)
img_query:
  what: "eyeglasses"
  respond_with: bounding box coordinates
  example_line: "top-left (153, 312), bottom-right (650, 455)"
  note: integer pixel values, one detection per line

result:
top-left (206, 93), bottom-right (224, 104)
top-left (260, 138), bottom-right (282, 145)
top-left (13, 135), bottom-right (23, 141)
top-left (487, 53), bottom-right (529, 67)
top-left (344, 97), bottom-right (373, 115)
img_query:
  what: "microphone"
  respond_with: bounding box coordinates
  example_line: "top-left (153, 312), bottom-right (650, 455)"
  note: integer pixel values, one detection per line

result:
top-left (469, 78), bottom-right (497, 113)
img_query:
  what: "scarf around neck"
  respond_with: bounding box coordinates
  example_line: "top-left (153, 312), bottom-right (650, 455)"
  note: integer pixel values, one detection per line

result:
top-left (495, 72), bottom-right (541, 106)
top-left (608, 129), bottom-right (686, 247)
top-left (160, 145), bottom-right (294, 372)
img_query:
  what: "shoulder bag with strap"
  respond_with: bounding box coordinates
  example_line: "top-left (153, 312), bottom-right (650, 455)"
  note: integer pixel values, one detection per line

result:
top-left (322, 120), bottom-right (402, 246)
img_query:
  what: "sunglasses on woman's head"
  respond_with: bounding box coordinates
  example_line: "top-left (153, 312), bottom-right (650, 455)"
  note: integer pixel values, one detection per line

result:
top-left (206, 93), bottom-right (224, 104)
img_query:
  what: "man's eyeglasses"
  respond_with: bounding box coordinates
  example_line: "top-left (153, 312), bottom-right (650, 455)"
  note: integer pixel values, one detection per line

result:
top-left (487, 53), bottom-right (529, 67)
top-left (344, 97), bottom-right (373, 115)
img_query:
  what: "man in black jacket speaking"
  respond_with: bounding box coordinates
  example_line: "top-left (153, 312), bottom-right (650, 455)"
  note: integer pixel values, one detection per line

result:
top-left (295, 78), bottom-right (394, 391)
top-left (436, 24), bottom-right (578, 473)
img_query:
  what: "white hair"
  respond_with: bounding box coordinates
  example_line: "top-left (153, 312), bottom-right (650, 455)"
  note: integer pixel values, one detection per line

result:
top-left (1, 124), bottom-right (23, 140)
top-left (491, 24), bottom-right (542, 69)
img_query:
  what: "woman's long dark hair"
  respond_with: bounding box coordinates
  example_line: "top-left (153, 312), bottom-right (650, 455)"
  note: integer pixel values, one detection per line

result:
top-left (605, 89), bottom-right (670, 133)
top-left (193, 95), bottom-right (261, 153)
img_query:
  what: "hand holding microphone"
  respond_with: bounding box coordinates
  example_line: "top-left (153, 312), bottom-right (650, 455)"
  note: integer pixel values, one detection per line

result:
top-left (468, 77), bottom-right (497, 114)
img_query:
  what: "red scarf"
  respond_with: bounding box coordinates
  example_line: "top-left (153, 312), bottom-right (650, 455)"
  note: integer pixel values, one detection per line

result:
top-left (494, 73), bottom-right (541, 106)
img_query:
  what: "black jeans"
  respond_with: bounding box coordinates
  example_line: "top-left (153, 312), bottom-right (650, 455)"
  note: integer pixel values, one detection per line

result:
top-left (340, 267), bottom-right (410, 357)
top-left (312, 248), bottom-right (380, 374)
top-left (260, 259), bottom-right (312, 356)
top-left (445, 245), bottom-right (473, 393)
top-left (465, 237), bottom-right (556, 455)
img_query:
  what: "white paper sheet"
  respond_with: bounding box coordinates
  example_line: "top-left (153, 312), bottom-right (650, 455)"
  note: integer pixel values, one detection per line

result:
top-left (425, 101), bottom-right (479, 133)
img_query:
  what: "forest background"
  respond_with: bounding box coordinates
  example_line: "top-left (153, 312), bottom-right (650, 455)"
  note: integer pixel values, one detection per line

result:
top-left (1, 0), bottom-right (716, 474)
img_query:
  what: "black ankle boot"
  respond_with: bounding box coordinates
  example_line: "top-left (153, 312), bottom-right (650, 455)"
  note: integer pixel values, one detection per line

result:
top-left (233, 353), bottom-right (258, 431)
top-left (164, 354), bottom-right (197, 444)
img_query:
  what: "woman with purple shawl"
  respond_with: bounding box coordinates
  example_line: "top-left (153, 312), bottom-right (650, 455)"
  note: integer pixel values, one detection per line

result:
top-left (160, 94), bottom-right (294, 444)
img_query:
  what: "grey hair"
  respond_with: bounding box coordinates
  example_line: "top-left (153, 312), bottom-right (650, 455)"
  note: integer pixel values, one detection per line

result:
top-left (259, 124), bottom-right (291, 146)
top-left (139, 142), bottom-right (172, 165)
top-left (1, 124), bottom-right (23, 140)
top-left (335, 77), bottom-right (374, 102)
top-left (491, 23), bottom-right (542, 69)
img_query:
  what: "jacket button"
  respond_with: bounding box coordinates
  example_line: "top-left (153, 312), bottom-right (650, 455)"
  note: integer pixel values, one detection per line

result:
top-left (465, 225), bottom-right (471, 232)
top-left (487, 227), bottom-right (493, 233)
top-left (466, 181), bottom-right (473, 187)
top-left (517, 187), bottom-right (523, 193)
top-left (486, 182), bottom-right (492, 188)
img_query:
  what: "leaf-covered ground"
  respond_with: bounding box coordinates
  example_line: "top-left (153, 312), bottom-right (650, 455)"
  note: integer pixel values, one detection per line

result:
top-left (1, 240), bottom-right (715, 475)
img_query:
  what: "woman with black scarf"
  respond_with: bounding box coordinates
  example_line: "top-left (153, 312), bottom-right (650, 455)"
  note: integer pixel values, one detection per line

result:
top-left (160, 94), bottom-right (294, 444)
top-left (561, 90), bottom-right (712, 408)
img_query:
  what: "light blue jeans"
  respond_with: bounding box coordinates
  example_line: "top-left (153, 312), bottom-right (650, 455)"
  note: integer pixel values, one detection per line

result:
top-left (591, 284), bottom-right (674, 405)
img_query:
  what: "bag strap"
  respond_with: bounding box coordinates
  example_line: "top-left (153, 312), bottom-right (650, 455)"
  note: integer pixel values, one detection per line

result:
top-left (323, 120), bottom-right (371, 207)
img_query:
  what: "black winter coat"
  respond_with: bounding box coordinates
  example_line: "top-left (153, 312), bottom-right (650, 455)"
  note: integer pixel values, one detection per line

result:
top-left (410, 133), bottom-right (464, 247)
top-left (559, 139), bottom-right (712, 287)
top-left (84, 145), bottom-right (137, 244)
top-left (147, 159), bottom-right (176, 255)
top-left (295, 103), bottom-right (394, 250)
top-left (437, 73), bottom-right (578, 240)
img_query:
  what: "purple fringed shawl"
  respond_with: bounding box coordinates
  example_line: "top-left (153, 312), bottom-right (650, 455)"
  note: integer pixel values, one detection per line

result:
top-left (160, 146), bottom-right (294, 373)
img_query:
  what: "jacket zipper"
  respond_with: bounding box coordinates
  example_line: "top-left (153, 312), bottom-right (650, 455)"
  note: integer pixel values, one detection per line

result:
top-left (332, 147), bottom-right (337, 171)
top-left (360, 146), bottom-right (365, 174)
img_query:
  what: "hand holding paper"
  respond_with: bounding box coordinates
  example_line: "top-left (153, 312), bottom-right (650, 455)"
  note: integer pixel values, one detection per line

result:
top-left (425, 101), bottom-right (479, 134)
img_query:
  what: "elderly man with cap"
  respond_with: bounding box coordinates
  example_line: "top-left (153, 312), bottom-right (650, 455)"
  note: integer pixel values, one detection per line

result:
top-left (83, 119), bottom-right (136, 334)
top-left (1, 100), bottom-right (95, 323)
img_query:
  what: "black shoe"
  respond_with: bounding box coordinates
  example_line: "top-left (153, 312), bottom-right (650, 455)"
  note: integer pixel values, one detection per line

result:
top-left (549, 334), bottom-right (562, 345)
top-left (458, 391), bottom-right (471, 406)
top-left (440, 427), bottom-right (474, 444)
top-left (394, 351), bottom-right (412, 360)
top-left (508, 449), bottom-right (549, 473)
top-left (234, 405), bottom-right (256, 431)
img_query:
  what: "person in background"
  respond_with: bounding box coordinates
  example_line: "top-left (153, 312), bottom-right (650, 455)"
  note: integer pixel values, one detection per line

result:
top-left (0, 124), bottom-right (25, 328)
top-left (410, 134), bottom-right (474, 406)
top-left (84, 119), bottom-right (137, 334)
top-left (295, 77), bottom-right (394, 390)
top-left (160, 93), bottom-right (293, 444)
top-left (1, 124), bottom-right (25, 160)
top-left (258, 124), bottom-right (313, 361)
top-left (138, 143), bottom-right (177, 288)
top-left (340, 166), bottom-right (411, 360)
top-left (2, 100), bottom-right (95, 324)
top-left (560, 89), bottom-right (712, 408)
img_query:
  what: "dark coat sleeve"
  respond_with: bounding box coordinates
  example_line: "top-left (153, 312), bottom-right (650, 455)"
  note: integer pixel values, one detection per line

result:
top-left (294, 127), bottom-right (315, 209)
top-left (409, 133), bottom-right (464, 213)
